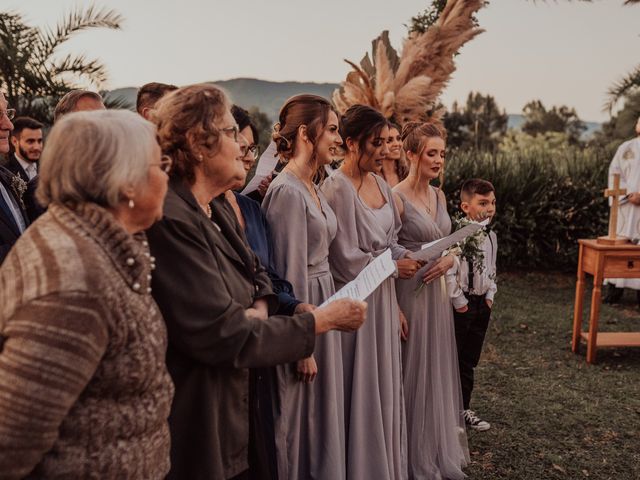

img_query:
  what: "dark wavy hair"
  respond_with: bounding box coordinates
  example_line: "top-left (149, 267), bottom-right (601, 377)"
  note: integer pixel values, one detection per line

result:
top-left (341, 105), bottom-right (388, 175)
top-left (231, 105), bottom-right (259, 145)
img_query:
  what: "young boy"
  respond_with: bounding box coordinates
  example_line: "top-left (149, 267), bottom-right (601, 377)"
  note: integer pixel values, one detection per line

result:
top-left (445, 178), bottom-right (497, 432)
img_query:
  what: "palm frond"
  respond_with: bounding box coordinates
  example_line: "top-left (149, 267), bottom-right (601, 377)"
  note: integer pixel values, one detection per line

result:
top-left (35, 5), bottom-right (123, 64)
top-left (51, 53), bottom-right (110, 84)
top-left (605, 64), bottom-right (640, 113)
top-left (0, 12), bottom-right (40, 98)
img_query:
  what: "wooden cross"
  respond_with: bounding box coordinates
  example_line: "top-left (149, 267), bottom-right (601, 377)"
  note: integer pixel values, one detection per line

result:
top-left (598, 173), bottom-right (629, 245)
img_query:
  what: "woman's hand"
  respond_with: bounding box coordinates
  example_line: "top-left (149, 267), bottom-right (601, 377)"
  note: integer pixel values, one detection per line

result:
top-left (421, 255), bottom-right (455, 284)
top-left (455, 305), bottom-right (469, 314)
top-left (399, 309), bottom-right (409, 341)
top-left (296, 356), bottom-right (318, 383)
top-left (257, 174), bottom-right (273, 198)
top-left (313, 298), bottom-right (367, 334)
top-left (245, 298), bottom-right (269, 321)
top-left (295, 303), bottom-right (317, 314)
top-left (486, 299), bottom-right (493, 309)
top-left (396, 258), bottom-right (421, 279)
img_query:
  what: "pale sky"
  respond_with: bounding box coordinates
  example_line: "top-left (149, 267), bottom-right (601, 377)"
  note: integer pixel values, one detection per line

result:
top-left (8, 0), bottom-right (640, 121)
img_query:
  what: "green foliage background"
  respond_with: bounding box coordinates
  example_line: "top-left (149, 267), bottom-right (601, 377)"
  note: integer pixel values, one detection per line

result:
top-left (441, 147), bottom-right (610, 271)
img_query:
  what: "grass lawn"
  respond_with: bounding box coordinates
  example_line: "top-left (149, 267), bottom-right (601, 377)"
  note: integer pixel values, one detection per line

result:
top-left (464, 272), bottom-right (640, 480)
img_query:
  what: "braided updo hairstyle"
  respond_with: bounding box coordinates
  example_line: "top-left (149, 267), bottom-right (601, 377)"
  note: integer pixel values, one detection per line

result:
top-left (272, 94), bottom-right (336, 163)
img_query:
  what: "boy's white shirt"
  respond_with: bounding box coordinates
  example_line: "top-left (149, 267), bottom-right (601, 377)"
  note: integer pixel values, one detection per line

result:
top-left (445, 229), bottom-right (498, 309)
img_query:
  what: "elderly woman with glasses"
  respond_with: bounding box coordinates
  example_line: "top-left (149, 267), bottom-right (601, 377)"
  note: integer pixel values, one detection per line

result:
top-left (0, 109), bottom-right (174, 479)
top-left (146, 84), bottom-right (367, 480)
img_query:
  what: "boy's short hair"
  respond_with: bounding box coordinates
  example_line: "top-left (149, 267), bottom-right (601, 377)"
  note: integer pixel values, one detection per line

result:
top-left (460, 178), bottom-right (495, 202)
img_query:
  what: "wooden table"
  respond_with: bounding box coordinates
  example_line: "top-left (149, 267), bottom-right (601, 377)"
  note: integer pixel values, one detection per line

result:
top-left (572, 239), bottom-right (640, 363)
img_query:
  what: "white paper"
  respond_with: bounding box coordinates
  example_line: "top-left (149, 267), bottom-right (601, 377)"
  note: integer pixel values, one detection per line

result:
top-left (409, 219), bottom-right (489, 263)
top-left (241, 141), bottom-right (280, 195)
top-left (320, 249), bottom-right (395, 306)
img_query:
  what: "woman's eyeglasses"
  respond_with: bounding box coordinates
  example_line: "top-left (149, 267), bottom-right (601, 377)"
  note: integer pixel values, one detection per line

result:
top-left (151, 155), bottom-right (173, 173)
top-left (240, 144), bottom-right (260, 161)
top-left (221, 125), bottom-right (239, 142)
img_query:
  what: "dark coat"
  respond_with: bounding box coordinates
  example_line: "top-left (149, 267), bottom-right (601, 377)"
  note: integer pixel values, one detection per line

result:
top-left (0, 166), bottom-right (29, 264)
top-left (147, 179), bottom-right (316, 480)
top-left (1, 153), bottom-right (31, 183)
top-left (1, 154), bottom-right (45, 222)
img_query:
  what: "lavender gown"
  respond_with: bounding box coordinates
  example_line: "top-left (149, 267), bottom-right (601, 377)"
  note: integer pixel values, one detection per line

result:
top-left (321, 170), bottom-right (409, 480)
top-left (394, 189), bottom-right (469, 480)
top-left (262, 171), bottom-right (344, 480)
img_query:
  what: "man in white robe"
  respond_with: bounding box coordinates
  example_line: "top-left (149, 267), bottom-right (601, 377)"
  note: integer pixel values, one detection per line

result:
top-left (605, 115), bottom-right (640, 303)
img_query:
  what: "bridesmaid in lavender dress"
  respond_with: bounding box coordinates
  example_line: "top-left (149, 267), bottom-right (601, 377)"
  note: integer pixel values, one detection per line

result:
top-left (262, 95), bottom-right (346, 480)
top-left (393, 122), bottom-right (469, 480)
top-left (321, 105), bottom-right (421, 480)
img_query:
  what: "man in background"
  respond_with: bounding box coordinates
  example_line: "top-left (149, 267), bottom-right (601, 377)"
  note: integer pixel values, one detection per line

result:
top-left (4, 117), bottom-right (44, 183)
top-left (53, 90), bottom-right (105, 123)
top-left (136, 82), bottom-right (177, 120)
top-left (605, 115), bottom-right (640, 305)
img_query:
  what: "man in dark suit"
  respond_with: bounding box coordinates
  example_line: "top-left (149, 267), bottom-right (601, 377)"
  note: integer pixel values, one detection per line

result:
top-left (5, 116), bottom-right (43, 183)
top-left (0, 92), bottom-right (29, 264)
top-left (3, 117), bottom-right (45, 222)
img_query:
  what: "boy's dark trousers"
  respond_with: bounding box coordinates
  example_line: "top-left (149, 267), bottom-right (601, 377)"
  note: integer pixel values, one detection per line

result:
top-left (453, 293), bottom-right (491, 410)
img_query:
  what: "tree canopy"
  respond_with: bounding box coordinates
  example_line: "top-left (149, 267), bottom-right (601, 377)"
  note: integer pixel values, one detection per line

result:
top-left (444, 92), bottom-right (508, 151)
top-left (521, 100), bottom-right (586, 145)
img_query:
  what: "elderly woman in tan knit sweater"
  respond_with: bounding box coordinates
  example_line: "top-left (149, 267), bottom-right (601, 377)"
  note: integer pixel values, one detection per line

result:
top-left (146, 84), bottom-right (367, 480)
top-left (0, 109), bottom-right (175, 479)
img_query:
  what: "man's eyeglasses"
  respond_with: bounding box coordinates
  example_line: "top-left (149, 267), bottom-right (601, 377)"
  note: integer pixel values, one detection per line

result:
top-left (151, 155), bottom-right (173, 173)
top-left (240, 144), bottom-right (260, 161)
top-left (1, 109), bottom-right (16, 120)
top-left (221, 125), bottom-right (239, 142)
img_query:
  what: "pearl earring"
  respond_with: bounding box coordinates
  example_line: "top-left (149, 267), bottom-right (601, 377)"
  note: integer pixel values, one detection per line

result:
top-left (128, 199), bottom-right (135, 209)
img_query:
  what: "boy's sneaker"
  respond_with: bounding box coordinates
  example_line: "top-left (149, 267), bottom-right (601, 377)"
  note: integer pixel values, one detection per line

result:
top-left (463, 409), bottom-right (490, 431)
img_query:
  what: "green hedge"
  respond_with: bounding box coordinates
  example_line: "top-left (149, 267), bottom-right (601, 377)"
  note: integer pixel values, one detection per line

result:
top-left (441, 147), bottom-right (610, 271)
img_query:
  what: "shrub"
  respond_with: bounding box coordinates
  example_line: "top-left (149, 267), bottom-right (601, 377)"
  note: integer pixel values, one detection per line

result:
top-left (442, 147), bottom-right (610, 271)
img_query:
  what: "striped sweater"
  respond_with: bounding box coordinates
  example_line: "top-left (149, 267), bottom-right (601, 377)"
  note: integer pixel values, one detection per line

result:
top-left (0, 202), bottom-right (174, 479)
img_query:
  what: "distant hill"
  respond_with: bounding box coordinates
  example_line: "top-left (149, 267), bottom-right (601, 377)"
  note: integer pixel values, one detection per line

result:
top-left (105, 78), bottom-right (338, 121)
top-left (215, 78), bottom-right (337, 120)
top-left (106, 78), bottom-right (600, 137)
top-left (103, 87), bottom-right (137, 108)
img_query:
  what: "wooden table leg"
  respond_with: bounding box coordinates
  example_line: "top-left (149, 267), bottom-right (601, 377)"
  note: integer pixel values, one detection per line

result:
top-left (572, 244), bottom-right (586, 353)
top-left (587, 255), bottom-right (604, 364)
